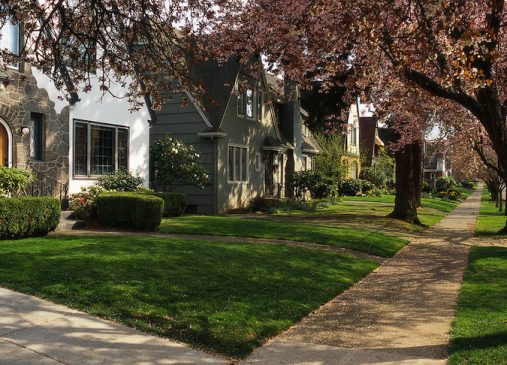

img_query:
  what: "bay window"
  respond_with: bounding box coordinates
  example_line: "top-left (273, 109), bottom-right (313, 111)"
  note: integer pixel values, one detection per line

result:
top-left (73, 120), bottom-right (129, 177)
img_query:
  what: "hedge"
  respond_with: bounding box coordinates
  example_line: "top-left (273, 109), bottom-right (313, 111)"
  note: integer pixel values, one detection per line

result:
top-left (143, 192), bottom-right (187, 217)
top-left (95, 192), bottom-right (164, 231)
top-left (0, 197), bottom-right (60, 239)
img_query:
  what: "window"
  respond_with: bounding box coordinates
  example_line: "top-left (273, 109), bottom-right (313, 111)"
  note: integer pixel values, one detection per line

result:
top-left (257, 90), bottom-right (263, 121)
top-left (30, 113), bottom-right (44, 161)
top-left (351, 127), bottom-right (358, 146)
top-left (228, 145), bottom-right (248, 182)
top-left (73, 120), bottom-right (129, 177)
top-left (237, 92), bottom-right (245, 116)
top-left (245, 89), bottom-right (254, 118)
top-left (254, 152), bottom-right (262, 172)
top-left (0, 21), bottom-right (20, 69)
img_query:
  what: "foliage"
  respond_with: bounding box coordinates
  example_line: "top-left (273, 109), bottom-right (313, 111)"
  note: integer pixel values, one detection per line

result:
top-left (449, 246), bottom-right (507, 364)
top-left (159, 216), bottom-right (407, 257)
top-left (313, 133), bottom-right (346, 182)
top-left (340, 179), bottom-right (362, 196)
top-left (142, 192), bottom-right (187, 217)
top-left (0, 235), bottom-right (378, 358)
top-left (0, 166), bottom-right (33, 196)
top-left (95, 192), bottom-right (164, 231)
top-left (422, 182), bottom-right (433, 194)
top-left (0, 197), bottom-right (60, 239)
top-left (96, 169), bottom-right (144, 192)
top-left (150, 135), bottom-right (208, 190)
top-left (69, 185), bottom-right (104, 220)
top-left (435, 176), bottom-right (457, 192)
top-left (292, 170), bottom-right (338, 199)
top-left (360, 179), bottom-right (374, 194)
top-left (475, 188), bottom-right (507, 236)
top-left (460, 179), bottom-right (476, 189)
top-left (360, 150), bottom-right (395, 189)
top-left (249, 196), bottom-right (317, 213)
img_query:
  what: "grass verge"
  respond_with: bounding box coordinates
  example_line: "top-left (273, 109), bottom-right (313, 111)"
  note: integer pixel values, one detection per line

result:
top-left (449, 246), bottom-right (507, 364)
top-left (475, 188), bottom-right (507, 236)
top-left (0, 235), bottom-right (378, 358)
top-left (159, 216), bottom-right (406, 257)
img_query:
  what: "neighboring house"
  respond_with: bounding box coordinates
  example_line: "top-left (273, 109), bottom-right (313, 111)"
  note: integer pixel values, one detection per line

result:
top-left (0, 21), bottom-right (150, 201)
top-left (151, 57), bottom-right (319, 214)
top-left (344, 102), bottom-right (361, 179)
top-left (423, 141), bottom-right (452, 188)
top-left (358, 112), bottom-right (385, 167)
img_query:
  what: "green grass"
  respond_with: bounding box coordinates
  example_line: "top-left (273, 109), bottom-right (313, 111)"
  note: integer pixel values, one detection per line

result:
top-left (159, 216), bottom-right (406, 257)
top-left (449, 246), bottom-right (507, 364)
top-left (475, 188), bottom-right (507, 236)
top-left (0, 235), bottom-right (378, 358)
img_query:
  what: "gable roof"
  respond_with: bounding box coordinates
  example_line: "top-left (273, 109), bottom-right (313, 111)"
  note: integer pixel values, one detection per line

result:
top-left (190, 57), bottom-right (242, 130)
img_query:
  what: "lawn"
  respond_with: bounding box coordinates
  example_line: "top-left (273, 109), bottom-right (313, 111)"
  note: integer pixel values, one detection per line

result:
top-left (475, 188), bottom-right (507, 236)
top-left (0, 235), bottom-right (378, 358)
top-left (449, 246), bottom-right (507, 364)
top-left (159, 216), bottom-right (406, 257)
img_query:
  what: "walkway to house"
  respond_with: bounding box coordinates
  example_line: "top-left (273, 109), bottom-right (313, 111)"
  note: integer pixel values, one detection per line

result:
top-left (243, 184), bottom-right (483, 365)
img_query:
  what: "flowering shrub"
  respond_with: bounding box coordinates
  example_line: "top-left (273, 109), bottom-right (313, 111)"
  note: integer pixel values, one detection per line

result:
top-left (150, 134), bottom-right (208, 190)
top-left (340, 179), bottom-right (362, 196)
top-left (96, 169), bottom-right (144, 192)
top-left (436, 176), bottom-right (457, 192)
top-left (0, 166), bottom-right (33, 196)
top-left (437, 188), bottom-right (462, 201)
top-left (69, 185), bottom-right (104, 220)
top-left (292, 171), bottom-right (338, 199)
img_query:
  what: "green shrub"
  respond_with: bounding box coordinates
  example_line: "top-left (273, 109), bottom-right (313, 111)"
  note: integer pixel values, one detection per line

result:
top-left (366, 188), bottom-right (382, 197)
top-left (95, 192), bottom-right (164, 231)
top-left (0, 197), bottom-right (60, 239)
top-left (461, 179), bottom-right (476, 189)
top-left (0, 166), bottom-right (33, 196)
top-left (437, 188), bottom-right (462, 201)
top-left (96, 169), bottom-right (145, 192)
top-left (292, 171), bottom-right (338, 199)
top-left (360, 179), bottom-right (375, 194)
top-left (423, 182), bottom-right (433, 194)
top-left (142, 192), bottom-right (187, 217)
top-left (436, 176), bottom-right (456, 192)
top-left (360, 167), bottom-right (386, 188)
top-left (340, 179), bottom-right (361, 196)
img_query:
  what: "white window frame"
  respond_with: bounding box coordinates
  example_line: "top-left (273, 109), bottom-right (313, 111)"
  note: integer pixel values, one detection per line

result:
top-left (227, 144), bottom-right (249, 183)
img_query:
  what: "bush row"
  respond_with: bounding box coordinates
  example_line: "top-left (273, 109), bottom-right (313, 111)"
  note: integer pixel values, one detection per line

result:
top-left (0, 197), bottom-right (60, 239)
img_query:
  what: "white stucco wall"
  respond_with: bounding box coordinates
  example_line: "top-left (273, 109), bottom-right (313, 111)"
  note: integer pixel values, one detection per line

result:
top-left (32, 68), bottom-right (150, 194)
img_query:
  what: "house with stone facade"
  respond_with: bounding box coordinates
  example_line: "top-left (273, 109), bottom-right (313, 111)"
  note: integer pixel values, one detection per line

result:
top-left (0, 21), bottom-right (150, 201)
top-left (151, 57), bottom-right (320, 214)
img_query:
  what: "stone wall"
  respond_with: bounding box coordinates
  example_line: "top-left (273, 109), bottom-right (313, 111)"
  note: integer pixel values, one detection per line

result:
top-left (0, 64), bottom-right (69, 195)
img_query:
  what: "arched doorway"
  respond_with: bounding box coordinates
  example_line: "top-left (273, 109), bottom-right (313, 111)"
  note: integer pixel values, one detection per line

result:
top-left (0, 118), bottom-right (12, 167)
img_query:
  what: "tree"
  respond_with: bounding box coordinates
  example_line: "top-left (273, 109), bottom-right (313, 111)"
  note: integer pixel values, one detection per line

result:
top-left (208, 1), bottom-right (507, 227)
top-left (150, 135), bottom-right (208, 191)
top-left (0, 0), bottom-right (220, 108)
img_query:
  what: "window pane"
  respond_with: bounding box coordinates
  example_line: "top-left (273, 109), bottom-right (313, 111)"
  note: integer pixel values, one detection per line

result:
top-left (90, 125), bottom-right (114, 175)
top-left (74, 123), bottom-right (88, 175)
top-left (237, 92), bottom-right (245, 116)
top-left (117, 128), bottom-right (129, 170)
top-left (235, 147), bottom-right (241, 182)
top-left (241, 148), bottom-right (247, 181)
top-left (30, 114), bottom-right (43, 160)
top-left (228, 146), bottom-right (234, 181)
top-left (0, 22), bottom-right (19, 55)
top-left (246, 89), bottom-right (254, 118)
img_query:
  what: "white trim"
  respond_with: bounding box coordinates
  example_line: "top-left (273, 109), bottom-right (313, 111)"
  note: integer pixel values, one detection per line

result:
top-left (184, 91), bottom-right (213, 128)
top-left (227, 143), bottom-right (249, 184)
top-left (0, 117), bottom-right (13, 167)
top-left (197, 131), bottom-right (227, 138)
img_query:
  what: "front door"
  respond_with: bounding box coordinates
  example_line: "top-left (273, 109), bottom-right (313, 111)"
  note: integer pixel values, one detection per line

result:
top-left (0, 123), bottom-right (8, 167)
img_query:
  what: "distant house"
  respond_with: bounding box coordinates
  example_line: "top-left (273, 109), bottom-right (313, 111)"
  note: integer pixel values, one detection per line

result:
top-left (344, 103), bottom-right (361, 179)
top-left (423, 141), bottom-right (452, 188)
top-left (0, 20), bottom-right (150, 201)
top-left (358, 113), bottom-right (385, 167)
top-left (151, 57), bottom-right (319, 214)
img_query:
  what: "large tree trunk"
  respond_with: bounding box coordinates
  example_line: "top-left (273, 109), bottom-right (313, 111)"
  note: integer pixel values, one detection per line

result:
top-left (389, 142), bottom-right (422, 224)
top-left (413, 139), bottom-right (423, 207)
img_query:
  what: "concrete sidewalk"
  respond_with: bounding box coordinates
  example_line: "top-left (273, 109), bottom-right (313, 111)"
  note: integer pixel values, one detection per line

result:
top-left (244, 185), bottom-right (483, 365)
top-left (0, 288), bottom-right (228, 364)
